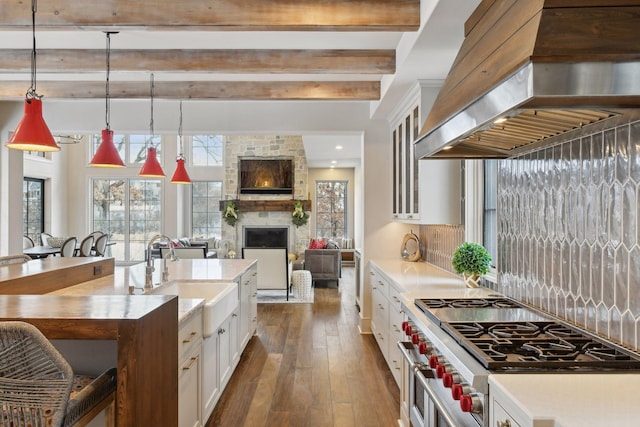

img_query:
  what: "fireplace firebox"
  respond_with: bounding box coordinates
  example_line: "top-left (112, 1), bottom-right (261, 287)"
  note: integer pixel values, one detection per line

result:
top-left (243, 227), bottom-right (288, 248)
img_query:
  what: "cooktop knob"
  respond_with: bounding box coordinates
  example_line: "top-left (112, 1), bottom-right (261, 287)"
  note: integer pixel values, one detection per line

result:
top-left (411, 333), bottom-right (421, 344)
top-left (418, 341), bottom-right (431, 355)
top-left (442, 372), bottom-right (461, 388)
top-left (404, 323), bottom-right (414, 336)
top-left (435, 363), bottom-right (451, 378)
top-left (460, 393), bottom-right (482, 413)
top-left (451, 384), bottom-right (471, 400)
top-left (428, 355), bottom-right (442, 369)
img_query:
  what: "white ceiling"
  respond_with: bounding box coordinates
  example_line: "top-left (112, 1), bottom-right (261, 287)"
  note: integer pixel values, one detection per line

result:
top-left (0, 0), bottom-right (481, 167)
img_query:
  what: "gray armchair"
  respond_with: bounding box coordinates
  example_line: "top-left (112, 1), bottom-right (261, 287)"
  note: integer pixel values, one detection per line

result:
top-left (301, 248), bottom-right (341, 286)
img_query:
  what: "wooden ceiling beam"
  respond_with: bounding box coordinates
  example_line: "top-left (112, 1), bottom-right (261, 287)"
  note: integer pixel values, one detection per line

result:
top-left (0, 49), bottom-right (395, 74)
top-left (0, 0), bottom-right (420, 31)
top-left (0, 80), bottom-right (380, 100)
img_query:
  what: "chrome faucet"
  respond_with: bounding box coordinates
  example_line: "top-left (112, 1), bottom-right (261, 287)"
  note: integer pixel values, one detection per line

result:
top-left (145, 234), bottom-right (177, 288)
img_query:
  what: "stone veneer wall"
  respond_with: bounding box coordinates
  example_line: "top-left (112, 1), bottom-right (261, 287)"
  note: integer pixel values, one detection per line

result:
top-left (418, 224), bottom-right (465, 274)
top-left (222, 135), bottom-right (309, 254)
top-left (491, 119), bottom-right (640, 351)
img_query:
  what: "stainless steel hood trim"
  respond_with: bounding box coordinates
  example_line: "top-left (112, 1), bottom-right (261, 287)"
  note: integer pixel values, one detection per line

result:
top-left (415, 61), bottom-right (640, 160)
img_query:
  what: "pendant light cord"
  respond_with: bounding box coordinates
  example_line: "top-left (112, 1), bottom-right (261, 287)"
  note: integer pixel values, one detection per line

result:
top-left (28, 0), bottom-right (38, 99)
top-left (105, 32), bottom-right (113, 131)
top-left (149, 73), bottom-right (155, 147)
top-left (178, 100), bottom-right (184, 158)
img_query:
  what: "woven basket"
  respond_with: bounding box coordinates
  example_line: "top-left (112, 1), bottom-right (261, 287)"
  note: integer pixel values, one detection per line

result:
top-left (291, 270), bottom-right (312, 300)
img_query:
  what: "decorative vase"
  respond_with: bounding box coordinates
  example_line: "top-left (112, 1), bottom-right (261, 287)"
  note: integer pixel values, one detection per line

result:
top-left (463, 273), bottom-right (481, 288)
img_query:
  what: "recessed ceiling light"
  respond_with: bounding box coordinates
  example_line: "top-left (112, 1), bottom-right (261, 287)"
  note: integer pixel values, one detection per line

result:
top-left (443, 145), bottom-right (453, 150)
top-left (331, 160), bottom-right (337, 164)
top-left (493, 117), bottom-right (508, 124)
top-left (335, 145), bottom-right (343, 150)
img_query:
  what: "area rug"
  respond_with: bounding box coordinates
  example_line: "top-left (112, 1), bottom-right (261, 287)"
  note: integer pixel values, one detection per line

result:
top-left (257, 289), bottom-right (314, 303)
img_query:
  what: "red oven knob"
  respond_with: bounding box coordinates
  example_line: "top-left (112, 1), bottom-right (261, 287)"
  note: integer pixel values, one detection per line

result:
top-left (460, 393), bottom-right (482, 413)
top-left (435, 363), bottom-right (450, 378)
top-left (418, 341), bottom-right (431, 355)
top-left (411, 333), bottom-right (420, 344)
top-left (442, 372), bottom-right (460, 388)
top-left (404, 323), bottom-right (414, 336)
top-left (451, 384), bottom-right (471, 401)
top-left (428, 355), bottom-right (440, 369)
top-left (401, 321), bottom-right (409, 330)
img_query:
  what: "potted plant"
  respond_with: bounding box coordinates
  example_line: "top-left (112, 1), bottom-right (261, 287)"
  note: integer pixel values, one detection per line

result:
top-left (451, 242), bottom-right (492, 288)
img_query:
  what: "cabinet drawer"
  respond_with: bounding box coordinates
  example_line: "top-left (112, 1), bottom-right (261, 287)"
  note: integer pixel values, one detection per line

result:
top-left (389, 307), bottom-right (405, 341)
top-left (179, 311), bottom-right (203, 361)
top-left (493, 400), bottom-right (522, 427)
top-left (370, 269), bottom-right (389, 299)
top-left (388, 285), bottom-right (403, 313)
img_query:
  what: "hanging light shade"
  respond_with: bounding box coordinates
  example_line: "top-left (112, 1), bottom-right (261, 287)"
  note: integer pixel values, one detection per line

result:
top-left (5, 0), bottom-right (59, 152)
top-left (91, 129), bottom-right (124, 167)
top-left (91, 32), bottom-right (124, 167)
top-left (171, 101), bottom-right (191, 184)
top-left (6, 98), bottom-right (59, 151)
top-left (139, 74), bottom-right (165, 177)
top-left (139, 146), bottom-right (165, 177)
top-left (171, 157), bottom-right (191, 184)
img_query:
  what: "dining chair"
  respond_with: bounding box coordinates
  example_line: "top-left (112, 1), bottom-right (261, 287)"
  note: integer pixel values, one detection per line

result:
top-left (77, 235), bottom-right (94, 257)
top-left (94, 234), bottom-right (109, 257)
top-left (23, 235), bottom-right (35, 249)
top-left (88, 231), bottom-right (103, 241)
top-left (60, 237), bottom-right (77, 257)
top-left (41, 232), bottom-right (53, 246)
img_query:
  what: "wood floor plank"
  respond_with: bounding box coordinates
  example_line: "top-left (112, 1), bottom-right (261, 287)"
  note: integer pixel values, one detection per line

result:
top-left (207, 268), bottom-right (400, 427)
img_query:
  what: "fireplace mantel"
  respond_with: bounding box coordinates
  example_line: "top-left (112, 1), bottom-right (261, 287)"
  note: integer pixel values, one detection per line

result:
top-left (219, 199), bottom-right (311, 212)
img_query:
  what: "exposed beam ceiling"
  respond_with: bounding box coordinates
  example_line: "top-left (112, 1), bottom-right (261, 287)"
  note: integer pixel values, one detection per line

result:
top-left (0, 0), bottom-right (420, 31)
top-left (0, 0), bottom-right (418, 100)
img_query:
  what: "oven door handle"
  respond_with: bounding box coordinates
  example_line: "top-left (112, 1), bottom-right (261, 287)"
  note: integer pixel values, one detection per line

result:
top-left (414, 365), bottom-right (459, 427)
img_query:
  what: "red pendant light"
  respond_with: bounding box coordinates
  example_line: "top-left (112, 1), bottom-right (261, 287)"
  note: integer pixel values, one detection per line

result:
top-left (139, 146), bottom-right (165, 177)
top-left (171, 101), bottom-right (191, 184)
top-left (6, 98), bottom-right (59, 152)
top-left (139, 74), bottom-right (166, 177)
top-left (90, 32), bottom-right (125, 167)
top-left (5, 0), bottom-right (59, 152)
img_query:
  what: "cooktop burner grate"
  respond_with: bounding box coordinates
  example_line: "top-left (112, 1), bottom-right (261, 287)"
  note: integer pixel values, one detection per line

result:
top-left (442, 321), bottom-right (640, 370)
top-left (415, 297), bottom-right (523, 310)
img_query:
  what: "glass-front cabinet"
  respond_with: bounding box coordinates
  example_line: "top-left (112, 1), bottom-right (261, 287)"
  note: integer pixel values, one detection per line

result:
top-left (390, 83), bottom-right (463, 225)
top-left (391, 93), bottom-right (420, 220)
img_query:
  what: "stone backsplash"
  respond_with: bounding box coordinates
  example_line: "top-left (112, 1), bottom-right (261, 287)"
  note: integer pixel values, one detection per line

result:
top-left (492, 119), bottom-right (640, 351)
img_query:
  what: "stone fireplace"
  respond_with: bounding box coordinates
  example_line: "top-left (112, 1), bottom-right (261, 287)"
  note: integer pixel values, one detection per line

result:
top-left (222, 135), bottom-right (310, 255)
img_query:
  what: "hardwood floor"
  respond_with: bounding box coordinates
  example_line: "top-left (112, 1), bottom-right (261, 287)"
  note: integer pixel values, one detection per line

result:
top-left (206, 267), bottom-right (400, 427)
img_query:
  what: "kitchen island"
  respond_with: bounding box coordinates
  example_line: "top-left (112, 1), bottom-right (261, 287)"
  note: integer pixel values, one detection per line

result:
top-left (0, 256), bottom-right (257, 427)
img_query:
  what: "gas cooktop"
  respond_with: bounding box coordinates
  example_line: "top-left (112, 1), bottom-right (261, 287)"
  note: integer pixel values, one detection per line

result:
top-left (414, 297), bottom-right (640, 372)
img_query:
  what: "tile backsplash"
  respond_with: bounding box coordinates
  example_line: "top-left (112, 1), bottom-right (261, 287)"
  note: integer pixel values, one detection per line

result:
top-left (419, 224), bottom-right (465, 274)
top-left (492, 119), bottom-right (640, 350)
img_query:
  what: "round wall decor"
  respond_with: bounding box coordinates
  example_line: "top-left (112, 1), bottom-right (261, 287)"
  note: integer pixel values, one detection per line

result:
top-left (400, 231), bottom-right (421, 262)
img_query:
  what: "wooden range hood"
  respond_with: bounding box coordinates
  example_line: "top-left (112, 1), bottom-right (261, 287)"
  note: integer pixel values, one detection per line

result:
top-left (415, 0), bottom-right (640, 159)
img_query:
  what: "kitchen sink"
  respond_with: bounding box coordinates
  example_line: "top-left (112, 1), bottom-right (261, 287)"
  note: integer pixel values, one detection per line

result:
top-left (152, 281), bottom-right (238, 337)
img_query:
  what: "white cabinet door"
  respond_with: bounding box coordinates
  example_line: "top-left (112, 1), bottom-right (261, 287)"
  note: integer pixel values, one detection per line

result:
top-left (218, 316), bottom-right (233, 389)
top-left (239, 264), bottom-right (257, 351)
top-left (201, 333), bottom-right (219, 423)
top-left (179, 344), bottom-right (202, 427)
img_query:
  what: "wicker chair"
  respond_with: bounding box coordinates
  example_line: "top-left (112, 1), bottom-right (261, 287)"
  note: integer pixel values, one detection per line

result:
top-left (0, 322), bottom-right (118, 427)
top-left (0, 321), bottom-right (74, 427)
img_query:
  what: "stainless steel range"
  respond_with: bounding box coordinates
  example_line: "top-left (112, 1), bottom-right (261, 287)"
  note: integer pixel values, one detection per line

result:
top-left (399, 297), bottom-right (640, 427)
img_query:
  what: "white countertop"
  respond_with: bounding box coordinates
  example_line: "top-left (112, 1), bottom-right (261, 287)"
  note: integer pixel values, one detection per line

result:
top-left (490, 373), bottom-right (640, 427)
top-left (49, 258), bottom-right (256, 324)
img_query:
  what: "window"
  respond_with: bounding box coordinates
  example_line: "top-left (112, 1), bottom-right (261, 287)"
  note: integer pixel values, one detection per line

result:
top-left (192, 181), bottom-right (223, 239)
top-left (91, 134), bottom-right (162, 165)
top-left (191, 135), bottom-right (223, 166)
top-left (316, 181), bottom-right (347, 240)
top-left (23, 178), bottom-right (44, 243)
top-left (483, 160), bottom-right (498, 267)
top-left (92, 178), bottom-right (162, 262)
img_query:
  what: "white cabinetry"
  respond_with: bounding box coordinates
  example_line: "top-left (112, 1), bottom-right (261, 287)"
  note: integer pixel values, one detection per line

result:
top-left (179, 310), bottom-right (203, 427)
top-left (390, 83), bottom-right (462, 224)
top-left (489, 380), bottom-right (534, 427)
top-left (239, 264), bottom-right (258, 351)
top-left (369, 263), bottom-right (404, 386)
